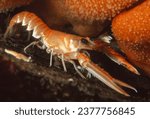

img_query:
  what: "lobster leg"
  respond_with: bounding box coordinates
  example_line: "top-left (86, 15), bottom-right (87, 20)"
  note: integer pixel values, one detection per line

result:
top-left (24, 41), bottom-right (40, 53)
top-left (69, 60), bottom-right (86, 79)
top-left (94, 40), bottom-right (140, 75)
top-left (4, 26), bottom-right (13, 39)
top-left (49, 49), bottom-right (53, 67)
top-left (61, 54), bottom-right (67, 72)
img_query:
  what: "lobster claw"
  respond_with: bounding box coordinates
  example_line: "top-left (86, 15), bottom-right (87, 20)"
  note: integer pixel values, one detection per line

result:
top-left (78, 53), bottom-right (137, 96)
top-left (93, 40), bottom-right (140, 75)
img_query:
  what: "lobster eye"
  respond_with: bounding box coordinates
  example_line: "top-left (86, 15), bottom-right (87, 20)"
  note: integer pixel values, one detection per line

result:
top-left (81, 38), bottom-right (88, 44)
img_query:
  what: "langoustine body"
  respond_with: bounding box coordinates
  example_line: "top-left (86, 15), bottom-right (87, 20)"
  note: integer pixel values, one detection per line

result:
top-left (4, 11), bottom-right (139, 96)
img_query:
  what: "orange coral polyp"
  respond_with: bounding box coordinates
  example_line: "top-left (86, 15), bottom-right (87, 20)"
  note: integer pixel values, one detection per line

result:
top-left (112, 0), bottom-right (150, 76)
top-left (0, 0), bottom-right (32, 13)
top-left (64, 0), bottom-right (138, 23)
